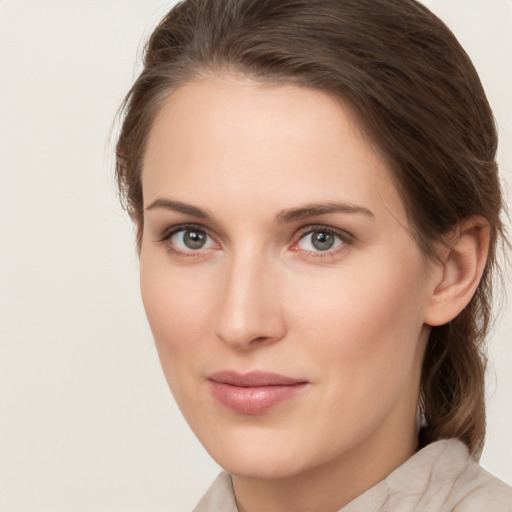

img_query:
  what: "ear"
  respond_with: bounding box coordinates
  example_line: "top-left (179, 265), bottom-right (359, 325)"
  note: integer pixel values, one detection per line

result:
top-left (423, 216), bottom-right (490, 327)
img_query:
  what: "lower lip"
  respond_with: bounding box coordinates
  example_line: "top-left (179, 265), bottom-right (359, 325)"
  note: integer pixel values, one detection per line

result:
top-left (208, 381), bottom-right (307, 414)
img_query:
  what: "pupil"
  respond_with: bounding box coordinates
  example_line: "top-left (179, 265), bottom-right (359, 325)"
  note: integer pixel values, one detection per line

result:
top-left (312, 231), bottom-right (334, 251)
top-left (184, 230), bottom-right (206, 249)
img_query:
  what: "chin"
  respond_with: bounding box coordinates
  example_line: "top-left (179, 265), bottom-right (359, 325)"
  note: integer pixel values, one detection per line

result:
top-left (217, 449), bottom-right (311, 480)
top-left (190, 420), bottom-right (305, 478)
top-left (194, 419), bottom-right (346, 481)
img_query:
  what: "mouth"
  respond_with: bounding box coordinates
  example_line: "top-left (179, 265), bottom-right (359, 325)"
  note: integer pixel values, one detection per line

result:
top-left (207, 370), bottom-right (308, 415)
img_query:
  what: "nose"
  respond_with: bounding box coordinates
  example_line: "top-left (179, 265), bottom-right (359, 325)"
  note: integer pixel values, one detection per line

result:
top-left (214, 251), bottom-right (286, 350)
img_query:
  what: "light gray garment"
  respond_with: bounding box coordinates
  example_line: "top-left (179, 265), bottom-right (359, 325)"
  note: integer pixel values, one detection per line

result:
top-left (193, 439), bottom-right (512, 511)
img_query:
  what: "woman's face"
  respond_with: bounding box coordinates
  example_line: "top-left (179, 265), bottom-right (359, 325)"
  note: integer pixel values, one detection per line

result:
top-left (140, 75), bottom-right (439, 480)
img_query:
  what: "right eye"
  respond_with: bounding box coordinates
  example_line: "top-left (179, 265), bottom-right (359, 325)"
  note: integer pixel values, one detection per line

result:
top-left (159, 225), bottom-right (218, 255)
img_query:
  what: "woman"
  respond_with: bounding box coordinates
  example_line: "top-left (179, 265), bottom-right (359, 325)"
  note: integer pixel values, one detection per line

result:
top-left (115, 0), bottom-right (512, 510)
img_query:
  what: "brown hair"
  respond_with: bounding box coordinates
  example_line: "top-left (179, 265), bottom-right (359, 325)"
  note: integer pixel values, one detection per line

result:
top-left (115, 0), bottom-right (506, 457)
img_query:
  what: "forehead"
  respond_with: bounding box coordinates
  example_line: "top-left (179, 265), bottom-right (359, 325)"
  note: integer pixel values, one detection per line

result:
top-left (142, 75), bottom-right (407, 226)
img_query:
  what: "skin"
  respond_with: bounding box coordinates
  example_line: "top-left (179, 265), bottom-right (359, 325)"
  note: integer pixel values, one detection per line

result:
top-left (139, 75), bottom-right (486, 512)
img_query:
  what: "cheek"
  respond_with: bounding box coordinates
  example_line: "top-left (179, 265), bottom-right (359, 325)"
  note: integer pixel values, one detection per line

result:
top-left (286, 261), bottom-right (428, 449)
top-left (139, 260), bottom-right (220, 419)
top-left (289, 252), bottom-right (427, 374)
top-left (139, 252), bottom-right (216, 364)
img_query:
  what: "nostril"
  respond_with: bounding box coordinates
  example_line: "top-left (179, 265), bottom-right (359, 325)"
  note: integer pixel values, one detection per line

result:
top-left (252, 336), bottom-right (269, 343)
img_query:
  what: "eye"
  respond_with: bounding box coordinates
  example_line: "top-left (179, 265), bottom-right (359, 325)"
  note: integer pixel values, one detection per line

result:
top-left (165, 226), bottom-right (217, 252)
top-left (296, 228), bottom-right (347, 252)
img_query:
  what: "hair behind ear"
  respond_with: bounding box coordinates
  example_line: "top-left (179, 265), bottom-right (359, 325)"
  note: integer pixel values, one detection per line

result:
top-left (421, 218), bottom-right (492, 457)
top-left (421, 311), bottom-right (487, 456)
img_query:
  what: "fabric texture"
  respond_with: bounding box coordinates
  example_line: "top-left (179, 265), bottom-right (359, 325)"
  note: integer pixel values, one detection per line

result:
top-left (193, 439), bottom-right (512, 511)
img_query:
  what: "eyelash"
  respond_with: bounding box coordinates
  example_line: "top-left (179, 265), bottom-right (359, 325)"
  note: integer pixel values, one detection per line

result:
top-left (157, 223), bottom-right (354, 259)
top-left (158, 223), bottom-right (218, 258)
top-left (292, 225), bottom-right (354, 259)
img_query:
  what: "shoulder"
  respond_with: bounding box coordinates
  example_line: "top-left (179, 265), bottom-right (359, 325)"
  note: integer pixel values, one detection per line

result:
top-left (386, 439), bottom-right (512, 511)
top-left (192, 472), bottom-right (238, 512)
top-left (450, 457), bottom-right (512, 511)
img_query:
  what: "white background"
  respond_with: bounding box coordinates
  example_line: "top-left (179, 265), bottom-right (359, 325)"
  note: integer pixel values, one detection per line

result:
top-left (0, 1), bottom-right (510, 510)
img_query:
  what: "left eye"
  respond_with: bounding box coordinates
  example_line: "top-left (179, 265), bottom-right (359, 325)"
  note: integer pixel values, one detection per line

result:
top-left (169, 228), bottom-right (216, 251)
top-left (297, 229), bottom-right (345, 252)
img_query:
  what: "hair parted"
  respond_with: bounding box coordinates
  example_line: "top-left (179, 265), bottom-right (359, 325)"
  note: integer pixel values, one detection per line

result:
top-left (115, 0), bottom-right (506, 457)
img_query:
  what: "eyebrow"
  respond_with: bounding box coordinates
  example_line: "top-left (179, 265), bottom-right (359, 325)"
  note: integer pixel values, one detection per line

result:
top-left (145, 198), bottom-right (374, 223)
top-left (275, 202), bottom-right (375, 223)
top-left (145, 199), bottom-right (211, 218)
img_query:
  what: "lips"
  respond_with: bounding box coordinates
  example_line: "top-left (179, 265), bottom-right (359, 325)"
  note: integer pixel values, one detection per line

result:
top-left (207, 370), bottom-right (308, 414)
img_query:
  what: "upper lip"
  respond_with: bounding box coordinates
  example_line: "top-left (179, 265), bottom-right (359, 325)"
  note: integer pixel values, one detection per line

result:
top-left (207, 370), bottom-right (307, 387)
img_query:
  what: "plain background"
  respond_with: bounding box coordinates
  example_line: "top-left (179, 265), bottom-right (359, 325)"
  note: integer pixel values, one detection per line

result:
top-left (0, 1), bottom-right (510, 510)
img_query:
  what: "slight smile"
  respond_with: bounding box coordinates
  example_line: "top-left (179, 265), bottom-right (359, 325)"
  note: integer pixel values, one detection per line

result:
top-left (207, 371), bottom-right (309, 415)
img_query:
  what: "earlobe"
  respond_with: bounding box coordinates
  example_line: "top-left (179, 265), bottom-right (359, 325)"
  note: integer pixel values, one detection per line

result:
top-left (424, 217), bottom-right (490, 327)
